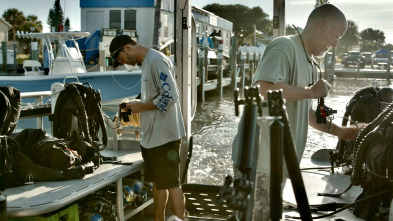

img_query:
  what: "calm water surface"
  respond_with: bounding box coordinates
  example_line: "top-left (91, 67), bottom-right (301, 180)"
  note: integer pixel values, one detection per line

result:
top-left (189, 78), bottom-right (390, 185)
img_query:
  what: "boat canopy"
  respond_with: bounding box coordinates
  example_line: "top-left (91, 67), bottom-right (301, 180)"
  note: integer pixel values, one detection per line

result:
top-left (16, 31), bottom-right (91, 75)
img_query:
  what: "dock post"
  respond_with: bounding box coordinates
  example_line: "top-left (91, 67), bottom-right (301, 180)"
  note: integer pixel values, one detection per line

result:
top-left (203, 45), bottom-right (209, 82)
top-left (2, 42), bottom-right (7, 73)
top-left (13, 44), bottom-right (17, 74)
top-left (254, 48), bottom-right (258, 71)
top-left (246, 49), bottom-right (251, 85)
top-left (201, 67), bottom-right (206, 102)
top-left (198, 49), bottom-right (205, 102)
top-left (217, 41), bottom-right (223, 99)
top-left (250, 49), bottom-right (256, 84)
top-left (240, 51), bottom-right (246, 97)
top-left (230, 36), bottom-right (238, 90)
top-left (387, 50), bottom-right (392, 84)
top-left (99, 42), bottom-right (106, 72)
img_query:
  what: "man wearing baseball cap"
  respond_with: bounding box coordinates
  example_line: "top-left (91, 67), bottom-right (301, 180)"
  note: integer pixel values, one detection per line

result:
top-left (110, 35), bottom-right (186, 221)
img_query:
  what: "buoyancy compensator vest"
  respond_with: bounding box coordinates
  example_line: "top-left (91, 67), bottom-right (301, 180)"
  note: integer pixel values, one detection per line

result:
top-left (50, 82), bottom-right (108, 151)
top-left (0, 87), bottom-right (21, 136)
top-left (0, 87), bottom-right (20, 190)
top-left (331, 86), bottom-right (392, 167)
top-left (331, 86), bottom-right (393, 220)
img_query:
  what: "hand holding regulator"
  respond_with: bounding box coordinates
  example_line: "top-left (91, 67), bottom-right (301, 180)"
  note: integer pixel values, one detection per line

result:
top-left (293, 25), bottom-right (336, 127)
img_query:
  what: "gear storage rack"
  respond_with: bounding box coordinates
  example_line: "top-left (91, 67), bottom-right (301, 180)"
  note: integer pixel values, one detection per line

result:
top-left (4, 150), bottom-right (153, 220)
top-left (3, 91), bottom-right (153, 220)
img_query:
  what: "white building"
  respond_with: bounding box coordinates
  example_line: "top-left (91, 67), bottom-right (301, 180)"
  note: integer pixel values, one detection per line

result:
top-left (80, 0), bottom-right (232, 51)
top-left (80, 0), bottom-right (175, 47)
top-left (0, 17), bottom-right (12, 42)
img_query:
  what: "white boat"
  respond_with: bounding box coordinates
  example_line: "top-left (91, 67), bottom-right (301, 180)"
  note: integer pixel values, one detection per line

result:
top-left (0, 32), bottom-right (141, 112)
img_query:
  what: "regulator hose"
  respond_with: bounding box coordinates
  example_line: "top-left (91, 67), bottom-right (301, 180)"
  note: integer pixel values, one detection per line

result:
top-left (351, 106), bottom-right (393, 186)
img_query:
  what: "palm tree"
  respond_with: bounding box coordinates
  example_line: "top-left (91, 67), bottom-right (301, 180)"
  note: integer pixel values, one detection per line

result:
top-left (2, 8), bottom-right (26, 41)
top-left (25, 15), bottom-right (43, 32)
top-left (12, 15), bottom-right (43, 54)
top-left (47, 0), bottom-right (64, 31)
top-left (338, 20), bottom-right (359, 52)
top-left (360, 28), bottom-right (386, 49)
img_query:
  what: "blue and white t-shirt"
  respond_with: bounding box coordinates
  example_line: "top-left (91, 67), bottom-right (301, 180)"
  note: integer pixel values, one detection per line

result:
top-left (139, 49), bottom-right (186, 148)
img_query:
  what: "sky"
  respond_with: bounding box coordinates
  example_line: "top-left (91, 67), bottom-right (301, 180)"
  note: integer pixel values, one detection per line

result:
top-left (1, 0), bottom-right (392, 44)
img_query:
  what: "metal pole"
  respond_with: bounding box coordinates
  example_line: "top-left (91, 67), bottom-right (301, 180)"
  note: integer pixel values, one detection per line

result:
top-left (217, 41), bottom-right (223, 99)
top-left (270, 119), bottom-right (284, 220)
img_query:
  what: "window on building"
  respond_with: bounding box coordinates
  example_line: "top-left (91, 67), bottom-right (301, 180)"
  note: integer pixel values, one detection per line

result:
top-left (124, 10), bottom-right (136, 30)
top-left (110, 10), bottom-right (121, 30)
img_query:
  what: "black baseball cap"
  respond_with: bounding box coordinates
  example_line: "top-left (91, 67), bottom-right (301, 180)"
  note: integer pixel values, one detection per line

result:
top-left (109, 35), bottom-right (136, 68)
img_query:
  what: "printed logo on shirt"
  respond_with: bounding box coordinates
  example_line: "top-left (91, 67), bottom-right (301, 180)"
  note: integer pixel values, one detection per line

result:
top-left (157, 72), bottom-right (172, 111)
top-left (160, 72), bottom-right (168, 82)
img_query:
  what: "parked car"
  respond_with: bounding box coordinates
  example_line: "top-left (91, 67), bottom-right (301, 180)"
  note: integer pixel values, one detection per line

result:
top-left (342, 51), bottom-right (365, 68)
top-left (361, 52), bottom-right (372, 65)
top-left (372, 53), bottom-right (388, 67)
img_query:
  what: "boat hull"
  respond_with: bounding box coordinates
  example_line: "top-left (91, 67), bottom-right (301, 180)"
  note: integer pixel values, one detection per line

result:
top-left (0, 70), bottom-right (142, 108)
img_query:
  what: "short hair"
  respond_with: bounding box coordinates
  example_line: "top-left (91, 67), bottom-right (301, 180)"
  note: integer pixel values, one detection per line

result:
top-left (306, 4), bottom-right (346, 25)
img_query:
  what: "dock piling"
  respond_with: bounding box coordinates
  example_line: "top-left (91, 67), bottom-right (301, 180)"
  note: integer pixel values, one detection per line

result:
top-left (230, 36), bottom-right (238, 90)
top-left (2, 42), bottom-right (7, 73)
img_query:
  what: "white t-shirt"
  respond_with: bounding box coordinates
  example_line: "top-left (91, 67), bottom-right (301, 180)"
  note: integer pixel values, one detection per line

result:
top-left (139, 49), bottom-right (186, 148)
top-left (232, 35), bottom-right (315, 171)
top-left (253, 35), bottom-right (315, 161)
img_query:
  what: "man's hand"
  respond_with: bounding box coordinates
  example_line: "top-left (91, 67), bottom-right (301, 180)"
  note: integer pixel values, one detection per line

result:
top-left (127, 100), bottom-right (143, 113)
top-left (126, 100), bottom-right (157, 113)
top-left (309, 78), bottom-right (331, 98)
top-left (338, 123), bottom-right (368, 141)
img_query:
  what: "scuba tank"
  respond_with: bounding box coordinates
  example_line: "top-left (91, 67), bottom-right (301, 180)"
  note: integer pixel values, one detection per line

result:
top-left (50, 82), bottom-right (64, 113)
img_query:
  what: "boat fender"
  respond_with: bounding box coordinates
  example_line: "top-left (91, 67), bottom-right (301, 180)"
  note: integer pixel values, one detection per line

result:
top-left (50, 82), bottom-right (64, 113)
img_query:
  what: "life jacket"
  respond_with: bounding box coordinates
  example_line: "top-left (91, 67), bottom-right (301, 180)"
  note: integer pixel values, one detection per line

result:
top-left (50, 82), bottom-right (108, 152)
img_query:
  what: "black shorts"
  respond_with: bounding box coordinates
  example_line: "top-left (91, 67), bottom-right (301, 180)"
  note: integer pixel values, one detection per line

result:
top-left (141, 139), bottom-right (181, 190)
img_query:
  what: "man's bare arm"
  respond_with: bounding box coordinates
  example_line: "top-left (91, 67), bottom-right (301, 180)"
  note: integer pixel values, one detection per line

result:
top-left (255, 79), bottom-right (330, 101)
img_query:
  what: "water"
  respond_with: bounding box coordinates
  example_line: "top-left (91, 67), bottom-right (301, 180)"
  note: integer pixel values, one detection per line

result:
top-left (189, 78), bottom-right (390, 185)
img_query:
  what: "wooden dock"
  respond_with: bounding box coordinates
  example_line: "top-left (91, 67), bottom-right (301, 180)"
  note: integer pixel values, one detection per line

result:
top-left (334, 68), bottom-right (392, 80)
